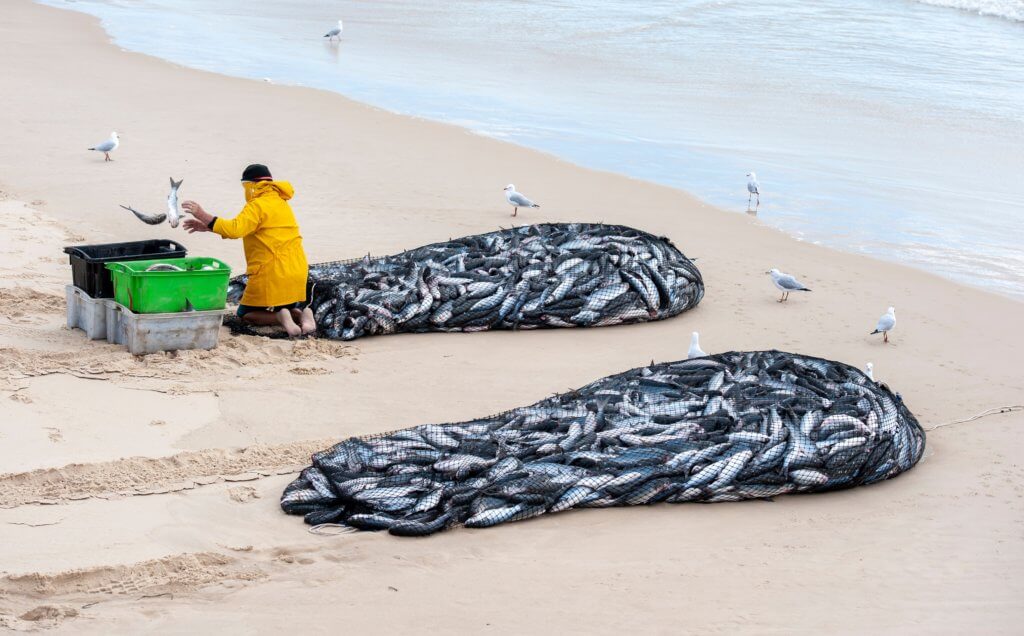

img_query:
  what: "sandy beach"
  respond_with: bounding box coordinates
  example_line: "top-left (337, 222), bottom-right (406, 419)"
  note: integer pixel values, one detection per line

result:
top-left (1, 1), bottom-right (1022, 632)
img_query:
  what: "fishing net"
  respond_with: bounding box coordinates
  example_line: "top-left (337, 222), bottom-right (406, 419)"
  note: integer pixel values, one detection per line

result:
top-left (224, 223), bottom-right (703, 340)
top-left (281, 351), bottom-right (925, 535)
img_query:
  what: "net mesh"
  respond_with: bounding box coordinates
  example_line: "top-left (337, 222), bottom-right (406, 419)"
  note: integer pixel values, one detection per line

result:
top-left (280, 351), bottom-right (926, 535)
top-left (224, 222), bottom-right (703, 340)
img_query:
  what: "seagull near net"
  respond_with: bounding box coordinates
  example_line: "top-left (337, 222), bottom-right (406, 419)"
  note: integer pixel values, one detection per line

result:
top-left (688, 331), bottom-right (707, 359)
top-left (503, 184), bottom-right (540, 217)
top-left (324, 19), bottom-right (343, 40)
top-left (766, 268), bottom-right (811, 302)
top-left (870, 306), bottom-right (896, 343)
top-left (746, 172), bottom-right (760, 211)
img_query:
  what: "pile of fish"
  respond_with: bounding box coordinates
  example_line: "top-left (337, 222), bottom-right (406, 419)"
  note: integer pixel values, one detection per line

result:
top-left (226, 223), bottom-right (703, 340)
top-left (281, 351), bottom-right (926, 535)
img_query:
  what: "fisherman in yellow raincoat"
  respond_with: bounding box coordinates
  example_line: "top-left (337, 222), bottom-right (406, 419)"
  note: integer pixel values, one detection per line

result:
top-left (181, 164), bottom-right (315, 337)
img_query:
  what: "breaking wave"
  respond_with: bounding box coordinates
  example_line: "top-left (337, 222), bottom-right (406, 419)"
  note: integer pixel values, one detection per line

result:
top-left (914, 0), bottom-right (1024, 22)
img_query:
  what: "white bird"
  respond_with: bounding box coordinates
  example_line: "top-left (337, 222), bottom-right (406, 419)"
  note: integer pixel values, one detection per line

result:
top-left (688, 331), bottom-right (707, 359)
top-left (88, 131), bottom-right (119, 162)
top-left (503, 184), bottom-right (540, 217)
top-left (865, 362), bottom-right (874, 381)
top-left (324, 20), bottom-right (343, 40)
top-left (746, 172), bottom-right (760, 210)
top-left (870, 306), bottom-right (896, 343)
top-left (766, 268), bottom-right (811, 302)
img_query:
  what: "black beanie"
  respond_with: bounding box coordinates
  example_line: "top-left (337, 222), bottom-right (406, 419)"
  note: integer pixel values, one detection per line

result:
top-left (241, 164), bottom-right (273, 182)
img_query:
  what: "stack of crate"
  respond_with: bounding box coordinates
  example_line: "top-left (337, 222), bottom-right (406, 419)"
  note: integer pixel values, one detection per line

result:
top-left (63, 240), bottom-right (230, 355)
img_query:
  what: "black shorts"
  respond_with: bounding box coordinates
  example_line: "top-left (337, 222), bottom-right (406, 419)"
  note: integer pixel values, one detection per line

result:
top-left (236, 302), bottom-right (307, 317)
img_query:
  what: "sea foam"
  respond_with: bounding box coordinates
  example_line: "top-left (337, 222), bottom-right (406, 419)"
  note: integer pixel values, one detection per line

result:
top-left (914, 0), bottom-right (1024, 21)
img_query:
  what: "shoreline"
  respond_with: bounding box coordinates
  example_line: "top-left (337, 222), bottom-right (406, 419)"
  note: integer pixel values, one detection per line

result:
top-left (6, 1), bottom-right (1021, 308)
top-left (1, 0), bottom-right (1022, 632)
top-left (32, 0), bottom-right (1024, 302)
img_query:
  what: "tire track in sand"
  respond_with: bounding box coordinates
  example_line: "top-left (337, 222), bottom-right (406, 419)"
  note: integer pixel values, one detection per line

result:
top-left (0, 551), bottom-right (266, 630)
top-left (0, 439), bottom-right (335, 508)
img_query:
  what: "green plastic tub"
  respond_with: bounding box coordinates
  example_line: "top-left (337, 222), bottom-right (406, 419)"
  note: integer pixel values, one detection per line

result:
top-left (106, 257), bottom-right (231, 314)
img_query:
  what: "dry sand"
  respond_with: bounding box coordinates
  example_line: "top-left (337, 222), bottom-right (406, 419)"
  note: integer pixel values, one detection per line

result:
top-left (0, 1), bottom-right (1022, 632)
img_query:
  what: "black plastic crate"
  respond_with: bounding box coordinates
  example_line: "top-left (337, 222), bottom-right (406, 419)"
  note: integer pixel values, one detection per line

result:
top-left (64, 239), bottom-right (187, 299)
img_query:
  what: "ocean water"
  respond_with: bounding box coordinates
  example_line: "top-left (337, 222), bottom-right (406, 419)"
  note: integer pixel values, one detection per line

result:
top-left (39, 0), bottom-right (1024, 298)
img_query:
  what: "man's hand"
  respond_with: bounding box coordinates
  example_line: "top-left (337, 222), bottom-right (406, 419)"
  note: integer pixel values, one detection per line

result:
top-left (183, 218), bottom-right (211, 234)
top-left (182, 200), bottom-right (206, 217)
top-left (181, 200), bottom-right (214, 233)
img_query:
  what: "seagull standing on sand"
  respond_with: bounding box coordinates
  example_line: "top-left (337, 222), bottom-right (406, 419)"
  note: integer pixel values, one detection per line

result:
top-left (504, 184), bottom-right (540, 217)
top-left (688, 331), bottom-right (707, 359)
top-left (766, 268), bottom-right (811, 302)
top-left (870, 306), bottom-right (896, 343)
top-left (746, 172), bottom-right (760, 210)
top-left (324, 20), bottom-right (343, 40)
top-left (88, 131), bottom-right (119, 162)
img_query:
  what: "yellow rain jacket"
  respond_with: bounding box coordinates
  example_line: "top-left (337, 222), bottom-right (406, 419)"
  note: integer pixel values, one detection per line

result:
top-left (212, 180), bottom-right (308, 307)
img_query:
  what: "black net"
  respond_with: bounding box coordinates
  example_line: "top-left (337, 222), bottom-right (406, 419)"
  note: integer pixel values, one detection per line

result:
top-left (281, 351), bottom-right (925, 535)
top-left (225, 223), bottom-right (703, 340)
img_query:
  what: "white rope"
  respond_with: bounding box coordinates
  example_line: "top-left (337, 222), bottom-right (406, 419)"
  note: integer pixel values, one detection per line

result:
top-left (308, 523), bottom-right (356, 536)
top-left (925, 405), bottom-right (1023, 431)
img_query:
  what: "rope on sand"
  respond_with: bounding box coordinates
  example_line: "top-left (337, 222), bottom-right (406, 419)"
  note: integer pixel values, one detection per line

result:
top-left (308, 523), bottom-right (357, 536)
top-left (924, 405), bottom-right (1023, 431)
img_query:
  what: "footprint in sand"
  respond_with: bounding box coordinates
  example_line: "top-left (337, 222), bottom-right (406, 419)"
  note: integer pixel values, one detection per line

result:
top-left (273, 552), bottom-right (314, 565)
top-left (289, 366), bottom-right (330, 376)
top-left (18, 605), bottom-right (79, 623)
top-left (227, 485), bottom-right (261, 503)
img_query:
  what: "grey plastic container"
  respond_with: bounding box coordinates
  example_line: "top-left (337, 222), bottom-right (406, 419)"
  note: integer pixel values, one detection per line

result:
top-left (65, 285), bottom-right (108, 340)
top-left (107, 301), bottom-right (224, 355)
top-left (104, 299), bottom-right (122, 344)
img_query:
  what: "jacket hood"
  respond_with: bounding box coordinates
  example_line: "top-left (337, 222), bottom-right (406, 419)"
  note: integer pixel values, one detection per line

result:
top-left (250, 180), bottom-right (294, 201)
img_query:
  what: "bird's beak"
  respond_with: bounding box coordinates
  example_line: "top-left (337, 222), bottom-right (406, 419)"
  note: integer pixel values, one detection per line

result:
top-left (764, 270), bottom-right (770, 274)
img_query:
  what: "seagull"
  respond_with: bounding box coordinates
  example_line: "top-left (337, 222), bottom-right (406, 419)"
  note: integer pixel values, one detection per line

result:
top-left (324, 19), bottom-right (343, 40)
top-left (870, 306), bottom-right (896, 343)
top-left (88, 131), bottom-right (119, 162)
top-left (503, 184), bottom-right (540, 217)
top-left (746, 172), bottom-right (760, 210)
top-left (766, 268), bottom-right (811, 302)
top-left (865, 362), bottom-right (874, 381)
top-left (687, 331), bottom-right (707, 359)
